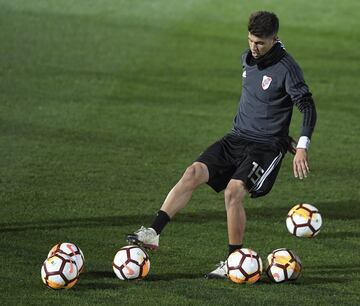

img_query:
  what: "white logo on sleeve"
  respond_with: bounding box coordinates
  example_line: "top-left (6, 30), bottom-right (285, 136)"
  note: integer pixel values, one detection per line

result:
top-left (262, 75), bottom-right (272, 90)
top-left (242, 70), bottom-right (246, 78)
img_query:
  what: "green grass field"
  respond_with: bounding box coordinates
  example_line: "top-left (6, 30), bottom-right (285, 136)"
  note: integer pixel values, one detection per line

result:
top-left (1, 0), bottom-right (360, 305)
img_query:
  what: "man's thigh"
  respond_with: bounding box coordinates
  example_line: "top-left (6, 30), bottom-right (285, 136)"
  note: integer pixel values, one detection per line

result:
top-left (232, 143), bottom-right (284, 198)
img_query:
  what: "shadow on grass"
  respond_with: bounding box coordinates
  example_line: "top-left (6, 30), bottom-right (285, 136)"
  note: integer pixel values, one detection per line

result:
top-left (297, 276), bottom-right (352, 285)
top-left (75, 282), bottom-right (123, 290)
top-left (82, 271), bottom-right (114, 279)
top-left (281, 263), bottom-right (360, 286)
top-left (296, 267), bottom-right (360, 285)
top-left (147, 272), bottom-right (201, 281)
top-left (76, 270), bottom-right (142, 290)
top-left (85, 268), bottom-right (353, 285)
top-left (305, 264), bottom-right (360, 274)
top-left (319, 231), bottom-right (360, 239)
top-left (262, 275), bottom-right (353, 286)
top-left (1, 200), bottom-right (359, 232)
top-left (258, 273), bottom-right (355, 286)
top-left (78, 269), bottom-right (200, 281)
top-left (74, 270), bottom-right (201, 290)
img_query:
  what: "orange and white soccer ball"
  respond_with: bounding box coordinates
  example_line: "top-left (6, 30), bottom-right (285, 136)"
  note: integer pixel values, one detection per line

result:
top-left (41, 253), bottom-right (79, 289)
top-left (113, 245), bottom-right (150, 280)
top-left (48, 242), bottom-right (85, 273)
top-left (266, 248), bottom-right (302, 283)
top-left (226, 248), bottom-right (262, 284)
top-left (286, 203), bottom-right (322, 237)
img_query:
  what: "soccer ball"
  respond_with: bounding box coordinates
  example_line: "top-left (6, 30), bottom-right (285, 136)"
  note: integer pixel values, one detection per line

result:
top-left (226, 248), bottom-right (262, 284)
top-left (286, 203), bottom-right (322, 237)
top-left (266, 248), bottom-right (302, 283)
top-left (113, 245), bottom-right (150, 280)
top-left (41, 253), bottom-right (79, 289)
top-left (48, 242), bottom-right (85, 273)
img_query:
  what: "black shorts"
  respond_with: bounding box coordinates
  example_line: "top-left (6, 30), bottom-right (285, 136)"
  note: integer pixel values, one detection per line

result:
top-left (196, 133), bottom-right (285, 198)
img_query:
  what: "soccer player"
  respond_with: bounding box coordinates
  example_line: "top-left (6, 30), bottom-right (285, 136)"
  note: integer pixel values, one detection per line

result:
top-left (126, 11), bottom-right (317, 278)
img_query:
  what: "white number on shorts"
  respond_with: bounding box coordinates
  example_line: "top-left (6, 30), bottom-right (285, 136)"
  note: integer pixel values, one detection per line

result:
top-left (248, 162), bottom-right (264, 184)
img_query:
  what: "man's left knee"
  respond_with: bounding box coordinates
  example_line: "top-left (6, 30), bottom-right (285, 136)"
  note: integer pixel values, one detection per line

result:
top-left (224, 180), bottom-right (247, 206)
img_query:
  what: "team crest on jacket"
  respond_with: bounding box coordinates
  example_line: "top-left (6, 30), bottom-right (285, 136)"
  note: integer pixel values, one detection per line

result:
top-left (262, 75), bottom-right (272, 90)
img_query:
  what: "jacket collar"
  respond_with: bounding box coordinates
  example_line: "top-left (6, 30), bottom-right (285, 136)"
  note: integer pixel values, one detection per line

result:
top-left (245, 41), bottom-right (286, 70)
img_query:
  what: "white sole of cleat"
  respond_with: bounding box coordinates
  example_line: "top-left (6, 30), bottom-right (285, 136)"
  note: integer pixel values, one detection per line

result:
top-left (126, 236), bottom-right (158, 251)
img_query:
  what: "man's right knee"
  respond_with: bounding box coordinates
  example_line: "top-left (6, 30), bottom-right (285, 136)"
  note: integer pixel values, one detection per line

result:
top-left (181, 162), bottom-right (209, 190)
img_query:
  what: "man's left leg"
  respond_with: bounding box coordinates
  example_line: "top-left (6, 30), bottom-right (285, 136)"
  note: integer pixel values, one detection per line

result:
top-left (207, 179), bottom-right (247, 278)
top-left (224, 179), bottom-right (247, 252)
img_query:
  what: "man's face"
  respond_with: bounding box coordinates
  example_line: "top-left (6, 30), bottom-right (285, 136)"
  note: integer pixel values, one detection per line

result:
top-left (248, 33), bottom-right (277, 59)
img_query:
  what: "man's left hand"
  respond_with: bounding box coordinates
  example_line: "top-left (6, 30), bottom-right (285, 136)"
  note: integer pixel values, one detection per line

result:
top-left (293, 148), bottom-right (310, 179)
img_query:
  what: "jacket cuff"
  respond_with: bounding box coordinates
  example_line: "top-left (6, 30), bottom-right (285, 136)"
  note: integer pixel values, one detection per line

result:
top-left (296, 136), bottom-right (310, 150)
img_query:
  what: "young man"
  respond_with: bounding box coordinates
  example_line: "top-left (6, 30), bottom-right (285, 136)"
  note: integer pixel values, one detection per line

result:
top-left (126, 11), bottom-right (316, 278)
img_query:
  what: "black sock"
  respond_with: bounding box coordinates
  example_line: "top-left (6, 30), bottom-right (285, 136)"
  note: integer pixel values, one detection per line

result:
top-left (228, 244), bottom-right (243, 256)
top-left (150, 210), bottom-right (170, 235)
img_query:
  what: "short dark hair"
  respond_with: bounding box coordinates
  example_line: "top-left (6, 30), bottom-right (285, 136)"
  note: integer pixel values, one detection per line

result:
top-left (248, 11), bottom-right (279, 38)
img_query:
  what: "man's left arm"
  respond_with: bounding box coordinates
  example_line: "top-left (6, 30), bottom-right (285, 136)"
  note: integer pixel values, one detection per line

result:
top-left (285, 62), bottom-right (317, 179)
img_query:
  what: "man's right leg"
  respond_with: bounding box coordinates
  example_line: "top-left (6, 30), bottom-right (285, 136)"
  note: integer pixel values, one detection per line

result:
top-left (160, 161), bottom-right (209, 217)
top-left (126, 162), bottom-right (209, 250)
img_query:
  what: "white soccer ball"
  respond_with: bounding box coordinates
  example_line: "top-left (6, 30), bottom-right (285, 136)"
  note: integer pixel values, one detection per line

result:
top-left (41, 253), bottom-right (79, 289)
top-left (286, 203), bottom-right (322, 237)
top-left (226, 248), bottom-right (262, 284)
top-left (113, 245), bottom-right (150, 280)
top-left (48, 242), bottom-right (85, 273)
top-left (266, 248), bottom-right (302, 283)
